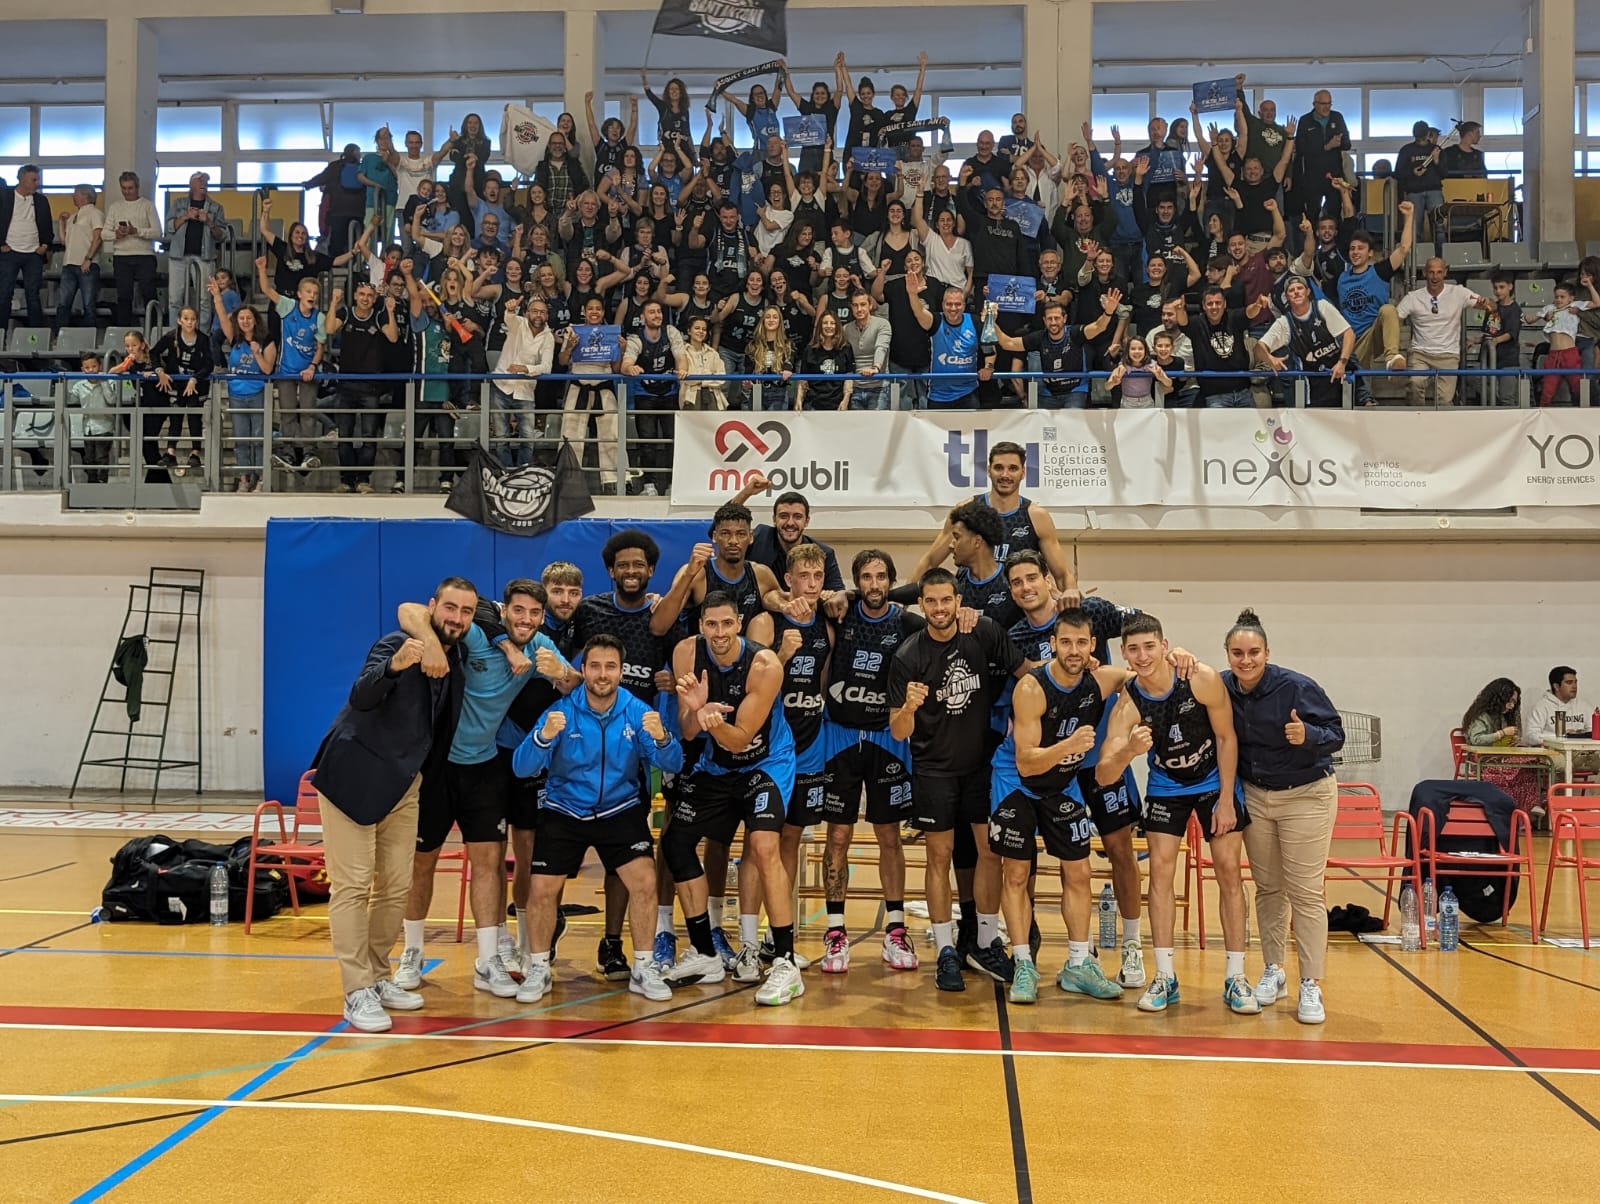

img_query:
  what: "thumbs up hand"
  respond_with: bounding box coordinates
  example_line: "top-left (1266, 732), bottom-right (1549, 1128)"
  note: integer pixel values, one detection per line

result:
top-left (1285, 708), bottom-right (1306, 746)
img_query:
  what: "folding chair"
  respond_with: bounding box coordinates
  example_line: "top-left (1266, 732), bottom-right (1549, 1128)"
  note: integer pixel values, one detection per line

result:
top-left (1186, 811), bottom-right (1251, 950)
top-left (1441, 242), bottom-right (1489, 275)
top-left (1488, 242), bottom-right (1542, 273)
top-left (1541, 241), bottom-right (1580, 272)
top-left (6, 327), bottom-right (52, 360)
top-left (245, 770), bottom-right (328, 933)
top-left (1449, 727), bottom-right (1467, 778)
top-left (1419, 797), bottom-right (1538, 943)
top-left (1324, 782), bottom-right (1421, 937)
top-left (1541, 782), bottom-right (1600, 946)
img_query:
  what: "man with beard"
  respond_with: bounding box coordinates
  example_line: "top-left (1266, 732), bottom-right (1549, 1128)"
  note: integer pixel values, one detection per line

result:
top-left (890, 569), bottom-right (1026, 991)
top-left (731, 476), bottom-right (846, 592)
top-left (907, 500), bottom-right (1020, 629)
top-left (818, 550), bottom-right (924, 972)
top-left (540, 562), bottom-right (585, 656)
top-left (312, 577), bottom-right (477, 1033)
top-left (395, 580), bottom-right (577, 1000)
top-left (664, 594), bottom-right (804, 1006)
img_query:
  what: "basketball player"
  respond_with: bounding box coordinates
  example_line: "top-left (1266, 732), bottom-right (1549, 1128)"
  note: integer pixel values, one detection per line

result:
top-left (1097, 614), bottom-right (1261, 1015)
top-left (970, 441), bottom-right (1079, 599)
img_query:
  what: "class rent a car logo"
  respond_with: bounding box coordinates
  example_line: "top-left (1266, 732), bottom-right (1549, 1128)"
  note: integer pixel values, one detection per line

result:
top-left (707, 419), bottom-right (851, 494)
top-left (1200, 416), bottom-right (1337, 498)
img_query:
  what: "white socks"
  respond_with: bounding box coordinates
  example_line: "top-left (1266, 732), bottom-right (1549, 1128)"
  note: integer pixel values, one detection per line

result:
top-left (656, 905), bottom-right (674, 936)
top-left (476, 925), bottom-right (500, 965)
top-left (1154, 947), bottom-right (1175, 978)
top-left (708, 898), bottom-right (724, 928)
top-left (1067, 940), bottom-right (1089, 967)
top-left (633, 950), bottom-right (651, 969)
top-left (932, 920), bottom-right (955, 951)
top-left (403, 919), bottom-right (424, 952)
top-left (977, 912), bottom-right (999, 946)
top-left (1122, 916), bottom-right (1141, 944)
top-left (739, 913), bottom-right (760, 948)
top-left (1013, 943), bottom-right (1033, 963)
top-left (1225, 951), bottom-right (1245, 979)
top-left (529, 951), bottom-right (550, 968)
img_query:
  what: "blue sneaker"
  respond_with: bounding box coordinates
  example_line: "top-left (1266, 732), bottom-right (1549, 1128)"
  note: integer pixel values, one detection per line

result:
top-left (710, 926), bottom-right (737, 970)
top-left (935, 945), bottom-right (965, 992)
top-left (651, 930), bottom-right (677, 971)
top-left (1137, 973), bottom-right (1180, 1012)
top-left (1224, 974), bottom-right (1263, 1015)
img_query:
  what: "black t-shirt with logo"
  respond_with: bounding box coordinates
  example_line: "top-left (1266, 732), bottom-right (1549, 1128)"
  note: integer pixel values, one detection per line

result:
top-left (1023, 328), bottom-right (1087, 394)
top-left (798, 341), bottom-right (855, 409)
top-left (1190, 308), bottom-right (1252, 396)
top-left (570, 591), bottom-right (681, 703)
top-left (889, 616), bottom-right (1022, 775)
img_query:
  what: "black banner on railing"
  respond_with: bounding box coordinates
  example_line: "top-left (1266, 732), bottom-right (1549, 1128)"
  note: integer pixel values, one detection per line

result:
top-left (445, 441), bottom-right (595, 537)
top-left (653, 0), bottom-right (787, 54)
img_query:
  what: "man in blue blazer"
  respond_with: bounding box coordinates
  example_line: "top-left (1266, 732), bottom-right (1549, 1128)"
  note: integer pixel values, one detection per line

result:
top-left (0, 165), bottom-right (56, 329)
top-left (312, 576), bottom-right (477, 1032)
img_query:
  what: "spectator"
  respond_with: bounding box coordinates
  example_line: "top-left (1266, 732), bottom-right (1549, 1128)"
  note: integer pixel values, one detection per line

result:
top-left (535, 132), bottom-right (591, 217)
top-left (255, 255), bottom-right (328, 481)
top-left (675, 315), bottom-right (728, 410)
top-left (992, 292), bottom-right (1120, 408)
top-left (621, 299), bottom-right (684, 491)
top-left (874, 248), bottom-right (934, 408)
top-left (1461, 678), bottom-right (1548, 817)
top-left (102, 171), bottom-right (162, 326)
top-left (836, 53), bottom-right (887, 160)
top-left (359, 128), bottom-right (399, 238)
top-left (782, 67), bottom-right (837, 176)
top-left (1482, 273), bottom-right (1522, 405)
top-left (68, 352), bottom-right (118, 484)
top-left (164, 172), bottom-right (229, 327)
top-left (744, 304), bottom-right (794, 410)
top-left (1333, 193), bottom-right (1415, 373)
top-left (0, 165), bottom-right (54, 330)
top-left (1523, 666), bottom-right (1591, 746)
top-left (640, 71), bottom-right (696, 165)
top-left (1134, 117), bottom-right (1185, 205)
top-left (1292, 90), bottom-right (1349, 225)
top-left (55, 184), bottom-right (103, 332)
top-left (1395, 259), bottom-right (1489, 406)
top-left (326, 280), bottom-right (401, 494)
top-left (110, 328), bottom-right (169, 483)
top-left (794, 311), bottom-right (854, 411)
top-left (1534, 280), bottom-right (1586, 406)
top-left (1395, 122), bottom-right (1444, 242)
top-left (444, 114), bottom-right (491, 229)
top-left (1253, 277), bottom-right (1354, 407)
top-left (1190, 285), bottom-right (1269, 408)
top-left (585, 90), bottom-right (640, 179)
top-left (213, 288), bottom-right (275, 493)
top-left (151, 306), bottom-right (214, 476)
top-left (558, 296), bottom-right (623, 490)
top-left (387, 128), bottom-right (453, 256)
top-left (1440, 122), bottom-right (1486, 178)
top-left (305, 145), bottom-right (368, 257)
top-left (843, 290), bottom-right (890, 410)
top-left (493, 295), bottom-right (555, 467)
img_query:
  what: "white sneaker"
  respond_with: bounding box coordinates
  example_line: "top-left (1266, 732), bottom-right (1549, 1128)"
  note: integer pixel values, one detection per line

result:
top-left (516, 960), bottom-right (552, 1004)
top-left (731, 943), bottom-right (763, 983)
top-left (394, 947), bottom-right (424, 990)
top-left (1255, 963), bottom-right (1289, 1006)
top-left (1119, 941), bottom-right (1147, 988)
top-left (1297, 980), bottom-right (1326, 1025)
top-left (630, 961), bottom-right (672, 1002)
top-left (374, 979), bottom-right (424, 1011)
top-left (664, 949), bottom-right (725, 985)
top-left (881, 927), bottom-right (919, 970)
top-left (820, 929), bottom-right (850, 973)
top-left (498, 933), bottom-right (523, 978)
top-left (343, 987), bottom-right (391, 1032)
top-left (755, 956), bottom-right (805, 1006)
top-left (474, 954), bottom-right (518, 998)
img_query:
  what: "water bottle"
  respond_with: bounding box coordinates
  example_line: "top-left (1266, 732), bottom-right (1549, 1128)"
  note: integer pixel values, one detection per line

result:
top-left (1438, 887), bottom-right (1460, 952)
top-left (1097, 885), bottom-right (1116, 949)
top-left (1591, 707), bottom-right (1600, 740)
top-left (1399, 884), bottom-right (1421, 951)
top-left (209, 863), bottom-right (229, 927)
top-left (1422, 878), bottom-right (1437, 935)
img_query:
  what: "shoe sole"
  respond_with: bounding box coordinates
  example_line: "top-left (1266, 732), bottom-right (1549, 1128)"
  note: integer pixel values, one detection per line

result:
top-left (1120, 974), bottom-right (1147, 988)
top-left (1059, 978), bottom-right (1124, 1000)
top-left (378, 993), bottom-right (425, 1011)
top-left (1136, 999), bottom-right (1168, 1013)
top-left (474, 978), bottom-right (519, 999)
top-left (1297, 1009), bottom-right (1326, 1024)
top-left (820, 958), bottom-right (849, 974)
top-left (666, 966), bottom-right (726, 986)
top-left (731, 970), bottom-right (762, 984)
top-left (629, 980), bottom-right (672, 1002)
top-left (393, 975), bottom-right (422, 990)
top-left (755, 986), bottom-right (804, 1006)
top-left (515, 987), bottom-right (549, 1004)
top-left (1008, 990), bottom-right (1037, 1005)
top-left (964, 955), bottom-right (1011, 983)
top-left (935, 979), bottom-right (966, 992)
top-left (597, 966), bottom-right (632, 982)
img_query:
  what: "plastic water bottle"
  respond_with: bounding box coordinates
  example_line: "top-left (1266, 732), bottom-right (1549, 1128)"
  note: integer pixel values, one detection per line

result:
top-left (1438, 886), bottom-right (1460, 952)
top-left (1399, 884), bottom-right (1422, 951)
top-left (1423, 878), bottom-right (1437, 935)
top-left (1097, 885), bottom-right (1116, 949)
top-left (209, 864), bottom-right (229, 927)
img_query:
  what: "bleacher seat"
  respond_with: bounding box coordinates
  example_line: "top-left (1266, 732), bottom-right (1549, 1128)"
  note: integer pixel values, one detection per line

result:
top-left (1489, 242), bottom-right (1543, 272)
top-left (100, 327), bottom-right (140, 359)
top-left (5, 328), bottom-right (52, 359)
top-left (1442, 242), bottom-right (1490, 274)
top-left (1542, 241), bottom-right (1580, 272)
top-left (52, 328), bottom-right (101, 357)
top-left (1518, 277), bottom-right (1558, 307)
top-left (1584, 240), bottom-right (1600, 260)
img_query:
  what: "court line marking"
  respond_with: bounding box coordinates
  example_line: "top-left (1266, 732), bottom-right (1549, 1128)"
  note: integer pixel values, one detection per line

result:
top-left (16, 1095), bottom-right (983, 1204)
top-left (67, 1028), bottom-right (342, 1204)
top-left (990, 982), bottom-right (1033, 1204)
top-left (6, 1020), bottom-right (1600, 1077)
top-left (0, 862), bottom-right (75, 883)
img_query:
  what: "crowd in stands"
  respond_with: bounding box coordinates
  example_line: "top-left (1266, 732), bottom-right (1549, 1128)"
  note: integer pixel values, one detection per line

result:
top-left (1, 65), bottom-right (1595, 493)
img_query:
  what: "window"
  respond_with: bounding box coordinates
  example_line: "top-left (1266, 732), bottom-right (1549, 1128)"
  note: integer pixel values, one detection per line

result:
top-left (1484, 87), bottom-right (1524, 137)
top-left (1481, 151), bottom-right (1523, 192)
top-left (39, 106), bottom-right (104, 157)
top-left (934, 95), bottom-right (1021, 145)
top-left (1090, 93), bottom-right (1150, 144)
top-left (56, 168), bottom-right (105, 190)
top-left (157, 105), bottom-right (222, 153)
top-left (1368, 88), bottom-right (1457, 139)
top-left (238, 103), bottom-right (325, 152)
top-left (1266, 89), bottom-right (1358, 128)
top-left (235, 160), bottom-right (331, 186)
top-left (1155, 90), bottom-right (1193, 127)
top-left (332, 102), bottom-right (423, 150)
top-left (155, 165), bottom-right (221, 197)
top-left (436, 101), bottom-right (510, 143)
top-left (0, 109), bottom-right (29, 157)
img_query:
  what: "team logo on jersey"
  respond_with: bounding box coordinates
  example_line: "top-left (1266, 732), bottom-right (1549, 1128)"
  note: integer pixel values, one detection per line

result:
top-left (936, 657), bottom-right (982, 714)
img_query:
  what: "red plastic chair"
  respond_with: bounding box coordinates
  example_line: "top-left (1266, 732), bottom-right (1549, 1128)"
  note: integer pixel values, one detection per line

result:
top-left (245, 770), bottom-right (327, 933)
top-left (1420, 797), bottom-right (1538, 943)
top-left (1186, 812), bottom-right (1252, 950)
top-left (1325, 782), bottom-right (1422, 940)
top-left (1541, 782), bottom-right (1600, 947)
top-left (1449, 728), bottom-right (1467, 778)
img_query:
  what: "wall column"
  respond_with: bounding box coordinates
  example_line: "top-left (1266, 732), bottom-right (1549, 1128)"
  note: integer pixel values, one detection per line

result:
top-left (564, 11), bottom-right (604, 145)
top-left (104, 14), bottom-right (158, 195)
top-left (1523, 0), bottom-right (1575, 250)
top-left (1023, 0), bottom-right (1092, 161)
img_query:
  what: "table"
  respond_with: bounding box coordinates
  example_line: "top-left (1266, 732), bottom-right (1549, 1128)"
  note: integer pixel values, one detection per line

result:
top-left (1459, 744), bottom-right (1557, 796)
top-left (1540, 735), bottom-right (1600, 784)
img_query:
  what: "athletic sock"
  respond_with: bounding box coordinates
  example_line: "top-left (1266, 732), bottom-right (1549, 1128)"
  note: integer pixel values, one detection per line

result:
top-left (403, 919), bottom-right (425, 951)
top-left (1068, 940), bottom-right (1090, 967)
top-left (1225, 950), bottom-right (1245, 980)
top-left (739, 913), bottom-right (760, 948)
top-left (1154, 947), bottom-right (1176, 978)
top-left (656, 905), bottom-right (675, 936)
top-left (708, 897), bottom-right (724, 928)
top-left (885, 902), bottom-right (905, 929)
top-left (771, 923), bottom-right (796, 959)
top-left (826, 903), bottom-right (847, 931)
top-left (932, 920), bottom-right (955, 951)
top-left (977, 912), bottom-right (999, 946)
top-left (1012, 943), bottom-right (1033, 964)
top-left (529, 951), bottom-right (551, 969)
top-left (686, 912), bottom-right (716, 957)
top-left (476, 925), bottom-right (500, 965)
top-left (1122, 916), bottom-right (1141, 944)
top-left (633, 950), bottom-right (651, 970)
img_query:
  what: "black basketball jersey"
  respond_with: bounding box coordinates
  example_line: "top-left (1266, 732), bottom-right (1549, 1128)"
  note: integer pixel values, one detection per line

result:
top-left (693, 637), bottom-right (776, 772)
top-left (725, 294), bottom-right (765, 353)
top-left (1020, 665), bottom-right (1107, 796)
top-left (1128, 674), bottom-right (1219, 792)
top-left (1007, 613), bottom-right (1056, 665)
top-left (957, 564), bottom-right (1021, 629)
top-left (824, 601), bottom-right (924, 730)
top-left (630, 328), bottom-right (677, 397)
top-left (1285, 302), bottom-right (1344, 371)
top-left (774, 611), bottom-right (831, 753)
top-left (570, 591), bottom-right (679, 702)
top-left (977, 493), bottom-right (1042, 561)
top-left (695, 559), bottom-right (765, 632)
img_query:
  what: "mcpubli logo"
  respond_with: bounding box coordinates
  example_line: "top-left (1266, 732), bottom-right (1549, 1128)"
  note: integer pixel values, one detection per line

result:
top-left (709, 419), bottom-right (850, 494)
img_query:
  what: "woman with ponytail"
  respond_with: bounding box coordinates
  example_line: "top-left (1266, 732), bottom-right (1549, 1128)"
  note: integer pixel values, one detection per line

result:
top-left (1221, 608), bottom-right (1344, 1026)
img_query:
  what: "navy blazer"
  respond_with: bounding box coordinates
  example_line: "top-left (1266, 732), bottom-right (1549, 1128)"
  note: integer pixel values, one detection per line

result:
top-left (311, 630), bottom-right (467, 825)
top-left (0, 186), bottom-right (54, 253)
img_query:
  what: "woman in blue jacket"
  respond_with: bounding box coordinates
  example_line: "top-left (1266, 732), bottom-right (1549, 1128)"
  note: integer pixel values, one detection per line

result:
top-left (1222, 609), bottom-right (1344, 1027)
top-left (513, 633), bottom-right (683, 1005)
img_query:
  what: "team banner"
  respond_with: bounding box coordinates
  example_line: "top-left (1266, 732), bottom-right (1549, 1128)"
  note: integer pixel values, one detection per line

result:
top-left (447, 442), bottom-right (595, 536)
top-left (707, 60), bottom-right (785, 105)
top-left (986, 274), bottom-right (1037, 314)
top-left (848, 147), bottom-right (898, 175)
top-left (878, 116), bottom-right (953, 149)
top-left (669, 408), bottom-right (1600, 510)
top-left (1192, 78), bottom-right (1238, 114)
top-left (653, 0), bottom-right (787, 54)
top-left (783, 114), bottom-right (827, 147)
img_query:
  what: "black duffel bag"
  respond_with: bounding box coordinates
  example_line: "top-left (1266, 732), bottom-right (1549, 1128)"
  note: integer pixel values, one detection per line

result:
top-left (101, 835), bottom-right (290, 924)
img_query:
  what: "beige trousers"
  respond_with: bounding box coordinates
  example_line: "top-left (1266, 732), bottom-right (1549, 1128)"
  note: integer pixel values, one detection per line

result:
top-left (1241, 774), bottom-right (1338, 981)
top-left (1352, 304), bottom-right (1401, 368)
top-left (1407, 349), bottom-right (1459, 405)
top-left (320, 778), bottom-right (420, 996)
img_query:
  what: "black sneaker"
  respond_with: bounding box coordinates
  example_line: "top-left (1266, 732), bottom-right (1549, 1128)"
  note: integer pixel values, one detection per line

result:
top-left (757, 935), bottom-right (777, 964)
top-left (935, 945), bottom-right (966, 992)
top-left (955, 911), bottom-right (978, 968)
top-left (596, 935), bottom-right (629, 981)
top-left (966, 937), bottom-right (1016, 984)
top-left (550, 911), bottom-right (567, 960)
top-left (1029, 919), bottom-right (1042, 961)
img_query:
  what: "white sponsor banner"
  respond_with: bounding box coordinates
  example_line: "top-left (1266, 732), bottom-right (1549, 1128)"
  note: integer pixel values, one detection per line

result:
top-left (670, 409), bottom-right (1600, 509)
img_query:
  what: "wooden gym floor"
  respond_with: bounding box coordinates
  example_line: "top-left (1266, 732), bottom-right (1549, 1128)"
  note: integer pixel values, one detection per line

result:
top-left (2, 812), bottom-right (1599, 1203)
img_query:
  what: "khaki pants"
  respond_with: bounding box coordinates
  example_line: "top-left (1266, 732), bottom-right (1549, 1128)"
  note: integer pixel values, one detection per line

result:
top-left (1407, 349), bottom-right (1459, 405)
top-left (1241, 774), bottom-right (1337, 981)
top-left (560, 381), bottom-right (619, 486)
top-left (1352, 304), bottom-right (1401, 369)
top-left (320, 778), bottom-right (420, 996)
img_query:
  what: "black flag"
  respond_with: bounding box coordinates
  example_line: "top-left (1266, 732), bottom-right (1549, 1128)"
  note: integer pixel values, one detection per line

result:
top-left (445, 442), bottom-right (594, 537)
top-left (652, 0), bottom-right (787, 55)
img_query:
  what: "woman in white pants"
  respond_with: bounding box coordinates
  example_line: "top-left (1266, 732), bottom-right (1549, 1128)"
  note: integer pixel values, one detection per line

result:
top-left (557, 296), bottom-right (621, 489)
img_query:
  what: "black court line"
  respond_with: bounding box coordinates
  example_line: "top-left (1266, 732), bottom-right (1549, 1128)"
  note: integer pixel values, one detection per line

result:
top-left (0, 862), bottom-right (75, 883)
top-left (991, 982), bottom-right (1034, 1204)
top-left (1459, 939), bottom-right (1600, 994)
top-left (1366, 942), bottom-right (1600, 1134)
top-left (0, 921), bottom-right (92, 961)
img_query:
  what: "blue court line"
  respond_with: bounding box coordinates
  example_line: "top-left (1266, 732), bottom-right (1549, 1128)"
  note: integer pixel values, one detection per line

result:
top-left (68, 1025), bottom-right (342, 1203)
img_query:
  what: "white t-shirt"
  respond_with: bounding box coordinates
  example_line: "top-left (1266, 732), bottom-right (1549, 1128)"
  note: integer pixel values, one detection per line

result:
top-left (62, 205), bottom-right (104, 264)
top-left (754, 208), bottom-right (793, 256)
top-left (921, 234), bottom-right (973, 288)
top-left (1396, 282), bottom-right (1481, 357)
top-left (6, 195), bottom-right (42, 254)
top-left (393, 154), bottom-right (433, 208)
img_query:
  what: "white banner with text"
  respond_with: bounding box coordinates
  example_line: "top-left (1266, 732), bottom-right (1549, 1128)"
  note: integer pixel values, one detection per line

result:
top-left (669, 409), bottom-right (1600, 509)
